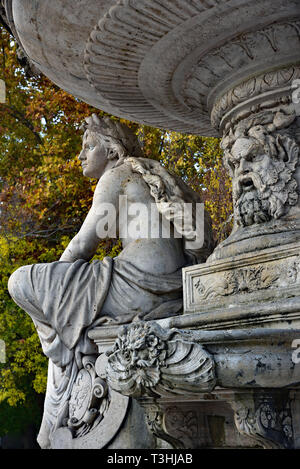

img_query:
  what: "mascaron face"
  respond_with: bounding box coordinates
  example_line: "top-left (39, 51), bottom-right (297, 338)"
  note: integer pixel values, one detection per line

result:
top-left (228, 137), bottom-right (272, 196)
top-left (78, 132), bottom-right (108, 179)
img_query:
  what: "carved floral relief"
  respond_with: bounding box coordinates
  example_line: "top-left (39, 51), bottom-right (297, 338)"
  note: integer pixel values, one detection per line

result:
top-left (193, 255), bottom-right (300, 301)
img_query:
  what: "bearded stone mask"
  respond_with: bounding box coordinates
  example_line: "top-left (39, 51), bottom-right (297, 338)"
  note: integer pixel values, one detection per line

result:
top-left (223, 133), bottom-right (299, 228)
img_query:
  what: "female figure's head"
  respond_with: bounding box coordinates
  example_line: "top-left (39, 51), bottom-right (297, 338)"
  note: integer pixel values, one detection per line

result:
top-left (79, 114), bottom-right (143, 178)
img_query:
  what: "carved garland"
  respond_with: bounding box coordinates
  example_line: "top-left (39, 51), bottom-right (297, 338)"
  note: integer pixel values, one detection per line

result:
top-left (194, 265), bottom-right (280, 300)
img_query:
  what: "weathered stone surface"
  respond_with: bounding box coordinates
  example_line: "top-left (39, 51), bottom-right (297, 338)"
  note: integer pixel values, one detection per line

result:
top-left (4, 0), bottom-right (300, 451)
top-left (7, 115), bottom-right (213, 448)
top-left (5, 0), bottom-right (300, 135)
top-left (101, 322), bottom-right (300, 448)
top-left (105, 323), bottom-right (300, 391)
top-left (183, 241), bottom-right (300, 328)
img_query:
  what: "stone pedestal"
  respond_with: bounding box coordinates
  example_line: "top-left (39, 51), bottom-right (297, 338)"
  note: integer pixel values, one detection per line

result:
top-left (39, 320), bottom-right (300, 449)
top-left (183, 241), bottom-right (300, 330)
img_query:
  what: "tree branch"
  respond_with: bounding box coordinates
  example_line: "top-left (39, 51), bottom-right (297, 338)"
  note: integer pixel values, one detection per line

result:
top-left (1, 103), bottom-right (43, 144)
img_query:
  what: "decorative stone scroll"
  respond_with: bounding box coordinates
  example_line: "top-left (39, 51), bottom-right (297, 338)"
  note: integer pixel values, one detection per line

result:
top-left (66, 355), bottom-right (109, 438)
top-left (230, 392), bottom-right (294, 449)
top-left (142, 403), bottom-right (184, 450)
top-left (50, 354), bottom-right (129, 449)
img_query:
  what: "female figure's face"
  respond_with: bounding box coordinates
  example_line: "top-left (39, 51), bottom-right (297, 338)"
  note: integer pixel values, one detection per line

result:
top-left (78, 132), bottom-right (108, 179)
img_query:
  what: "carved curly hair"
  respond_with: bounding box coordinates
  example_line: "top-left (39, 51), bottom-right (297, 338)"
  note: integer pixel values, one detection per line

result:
top-left (221, 110), bottom-right (297, 167)
top-left (81, 113), bottom-right (143, 164)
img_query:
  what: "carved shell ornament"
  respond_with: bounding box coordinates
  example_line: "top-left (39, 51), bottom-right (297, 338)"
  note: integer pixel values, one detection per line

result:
top-left (106, 321), bottom-right (216, 398)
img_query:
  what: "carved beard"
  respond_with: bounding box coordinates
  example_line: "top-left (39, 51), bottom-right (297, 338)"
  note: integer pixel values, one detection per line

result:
top-left (235, 188), bottom-right (271, 226)
top-left (233, 162), bottom-right (298, 227)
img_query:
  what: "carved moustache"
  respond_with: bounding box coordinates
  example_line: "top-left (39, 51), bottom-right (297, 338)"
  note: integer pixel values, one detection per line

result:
top-left (233, 172), bottom-right (267, 201)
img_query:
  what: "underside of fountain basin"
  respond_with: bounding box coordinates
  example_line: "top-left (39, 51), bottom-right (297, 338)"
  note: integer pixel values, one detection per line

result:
top-left (5, 0), bottom-right (300, 136)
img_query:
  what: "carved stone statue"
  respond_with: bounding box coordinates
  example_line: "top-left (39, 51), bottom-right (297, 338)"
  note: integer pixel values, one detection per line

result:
top-left (3, 0), bottom-right (300, 450)
top-left (8, 114), bottom-right (214, 448)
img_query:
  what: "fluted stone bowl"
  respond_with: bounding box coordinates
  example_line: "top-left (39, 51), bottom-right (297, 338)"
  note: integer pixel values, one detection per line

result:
top-left (5, 0), bottom-right (300, 135)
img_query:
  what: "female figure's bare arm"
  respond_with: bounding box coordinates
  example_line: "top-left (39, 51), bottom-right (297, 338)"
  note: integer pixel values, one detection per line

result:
top-left (59, 168), bottom-right (122, 262)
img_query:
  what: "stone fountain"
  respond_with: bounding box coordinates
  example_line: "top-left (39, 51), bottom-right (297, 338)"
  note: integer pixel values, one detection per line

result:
top-left (2, 0), bottom-right (300, 449)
